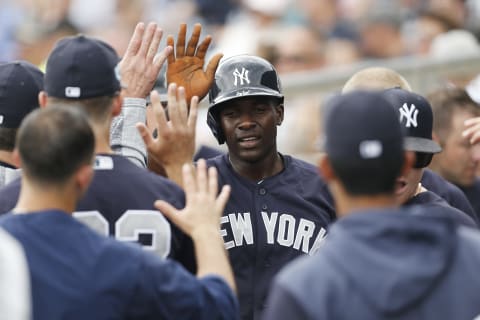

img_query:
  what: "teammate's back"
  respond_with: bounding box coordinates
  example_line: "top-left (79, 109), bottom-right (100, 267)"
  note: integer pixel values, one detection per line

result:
top-left (0, 210), bottom-right (235, 320)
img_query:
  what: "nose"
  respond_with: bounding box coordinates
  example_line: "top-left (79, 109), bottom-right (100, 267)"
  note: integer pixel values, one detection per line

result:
top-left (237, 112), bottom-right (257, 130)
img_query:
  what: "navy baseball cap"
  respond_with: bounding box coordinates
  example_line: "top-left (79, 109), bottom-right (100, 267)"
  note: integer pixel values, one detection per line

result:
top-left (44, 35), bottom-right (121, 99)
top-left (381, 88), bottom-right (442, 154)
top-left (0, 61), bottom-right (43, 129)
top-left (324, 90), bottom-right (404, 168)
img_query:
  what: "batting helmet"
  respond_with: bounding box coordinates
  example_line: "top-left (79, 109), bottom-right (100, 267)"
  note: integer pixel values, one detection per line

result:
top-left (207, 55), bottom-right (284, 144)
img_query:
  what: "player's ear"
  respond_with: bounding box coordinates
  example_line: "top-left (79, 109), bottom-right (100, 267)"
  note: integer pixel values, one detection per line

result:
top-left (275, 103), bottom-right (284, 125)
top-left (318, 153), bottom-right (335, 182)
top-left (12, 149), bottom-right (22, 168)
top-left (111, 92), bottom-right (123, 117)
top-left (38, 91), bottom-right (48, 108)
top-left (75, 163), bottom-right (94, 196)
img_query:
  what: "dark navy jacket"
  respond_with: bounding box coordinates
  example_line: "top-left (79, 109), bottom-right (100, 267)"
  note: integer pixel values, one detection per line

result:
top-left (421, 168), bottom-right (477, 222)
top-left (0, 210), bottom-right (238, 320)
top-left (264, 207), bottom-right (480, 320)
top-left (405, 190), bottom-right (477, 228)
top-left (207, 154), bottom-right (335, 320)
top-left (458, 177), bottom-right (480, 223)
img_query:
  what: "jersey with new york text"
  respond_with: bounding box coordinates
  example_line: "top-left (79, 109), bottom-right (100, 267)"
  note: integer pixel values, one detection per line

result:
top-left (206, 154), bottom-right (336, 320)
top-left (0, 210), bottom-right (238, 320)
top-left (0, 154), bottom-right (193, 267)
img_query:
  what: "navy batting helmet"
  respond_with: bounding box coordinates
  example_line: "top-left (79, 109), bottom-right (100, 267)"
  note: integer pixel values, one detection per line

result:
top-left (207, 55), bottom-right (284, 144)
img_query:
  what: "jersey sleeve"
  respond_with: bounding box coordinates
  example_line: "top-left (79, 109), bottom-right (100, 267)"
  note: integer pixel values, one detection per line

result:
top-left (128, 253), bottom-right (239, 320)
top-left (110, 97), bottom-right (147, 168)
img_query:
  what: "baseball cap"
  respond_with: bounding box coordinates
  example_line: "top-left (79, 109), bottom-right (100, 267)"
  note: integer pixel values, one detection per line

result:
top-left (0, 61), bottom-right (44, 129)
top-left (44, 35), bottom-right (121, 99)
top-left (324, 90), bottom-right (404, 169)
top-left (381, 88), bottom-right (442, 154)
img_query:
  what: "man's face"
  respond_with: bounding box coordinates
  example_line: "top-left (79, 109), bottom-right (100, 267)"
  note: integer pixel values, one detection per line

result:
top-left (433, 109), bottom-right (480, 187)
top-left (219, 96), bottom-right (283, 163)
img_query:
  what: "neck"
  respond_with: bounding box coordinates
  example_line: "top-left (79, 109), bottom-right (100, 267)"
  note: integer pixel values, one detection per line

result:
top-left (92, 123), bottom-right (113, 154)
top-left (228, 151), bottom-right (284, 182)
top-left (14, 177), bottom-right (78, 214)
top-left (0, 150), bottom-right (16, 167)
top-left (334, 189), bottom-right (398, 219)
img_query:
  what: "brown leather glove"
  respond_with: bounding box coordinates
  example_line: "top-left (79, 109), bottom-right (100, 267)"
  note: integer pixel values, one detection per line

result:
top-left (166, 23), bottom-right (223, 103)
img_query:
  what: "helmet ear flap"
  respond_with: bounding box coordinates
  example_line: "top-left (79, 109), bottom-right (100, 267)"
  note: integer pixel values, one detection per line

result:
top-left (207, 109), bottom-right (225, 144)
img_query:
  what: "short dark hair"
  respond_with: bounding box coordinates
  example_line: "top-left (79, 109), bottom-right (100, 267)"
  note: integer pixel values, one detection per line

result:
top-left (46, 95), bottom-right (117, 124)
top-left (17, 106), bottom-right (95, 184)
top-left (0, 128), bottom-right (17, 151)
top-left (427, 87), bottom-right (480, 143)
top-left (330, 157), bottom-right (403, 195)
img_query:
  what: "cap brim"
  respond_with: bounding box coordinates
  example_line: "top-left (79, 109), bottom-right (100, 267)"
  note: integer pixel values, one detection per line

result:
top-left (210, 87), bottom-right (283, 108)
top-left (404, 137), bottom-right (442, 153)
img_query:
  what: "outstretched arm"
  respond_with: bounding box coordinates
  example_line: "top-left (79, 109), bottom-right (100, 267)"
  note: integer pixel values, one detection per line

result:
top-left (166, 23), bottom-right (223, 102)
top-left (110, 22), bottom-right (172, 167)
top-left (154, 159), bottom-right (235, 293)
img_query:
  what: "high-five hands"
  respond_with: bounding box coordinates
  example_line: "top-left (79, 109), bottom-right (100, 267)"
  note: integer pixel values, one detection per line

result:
top-left (166, 23), bottom-right (223, 102)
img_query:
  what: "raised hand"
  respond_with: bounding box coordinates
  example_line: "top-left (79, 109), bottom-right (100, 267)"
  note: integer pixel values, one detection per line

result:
top-left (166, 23), bottom-right (223, 102)
top-left (136, 83), bottom-right (198, 186)
top-left (118, 22), bottom-right (172, 98)
top-left (463, 117), bottom-right (480, 145)
top-left (154, 159), bottom-right (230, 238)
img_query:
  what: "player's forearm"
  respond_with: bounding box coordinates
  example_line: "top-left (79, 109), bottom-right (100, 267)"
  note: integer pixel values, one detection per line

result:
top-left (163, 163), bottom-right (187, 188)
top-left (192, 227), bottom-right (236, 294)
top-left (110, 98), bottom-right (147, 167)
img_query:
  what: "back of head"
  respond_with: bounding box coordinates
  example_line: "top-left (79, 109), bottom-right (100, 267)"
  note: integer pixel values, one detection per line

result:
top-left (17, 106), bottom-right (94, 185)
top-left (45, 35), bottom-right (121, 100)
top-left (342, 67), bottom-right (411, 93)
top-left (207, 55), bottom-right (283, 144)
top-left (324, 90), bottom-right (404, 195)
top-left (0, 61), bottom-right (44, 151)
top-left (44, 35), bottom-right (121, 122)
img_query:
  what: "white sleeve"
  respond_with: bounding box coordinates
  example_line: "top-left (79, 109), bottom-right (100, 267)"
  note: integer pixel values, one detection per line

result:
top-left (0, 228), bottom-right (31, 320)
top-left (110, 97), bottom-right (147, 168)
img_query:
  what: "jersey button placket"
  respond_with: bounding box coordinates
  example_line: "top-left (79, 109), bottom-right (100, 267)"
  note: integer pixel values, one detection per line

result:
top-left (259, 188), bottom-right (266, 195)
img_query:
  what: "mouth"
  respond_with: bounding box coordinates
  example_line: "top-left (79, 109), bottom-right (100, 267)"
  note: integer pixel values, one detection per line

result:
top-left (237, 136), bottom-right (261, 148)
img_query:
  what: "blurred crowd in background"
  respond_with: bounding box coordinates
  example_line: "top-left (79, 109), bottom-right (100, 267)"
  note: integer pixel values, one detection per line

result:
top-left (2, 0), bottom-right (480, 72)
top-left (2, 0), bottom-right (480, 163)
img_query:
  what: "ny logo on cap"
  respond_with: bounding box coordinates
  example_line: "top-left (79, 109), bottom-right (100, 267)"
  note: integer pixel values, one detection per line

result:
top-left (399, 103), bottom-right (418, 128)
top-left (233, 67), bottom-right (250, 86)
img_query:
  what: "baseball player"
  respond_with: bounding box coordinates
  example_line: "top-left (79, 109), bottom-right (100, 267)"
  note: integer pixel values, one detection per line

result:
top-left (0, 25), bottom-right (193, 266)
top-left (141, 25), bottom-right (335, 318)
top-left (342, 66), bottom-right (477, 218)
top-left (0, 61), bottom-right (43, 187)
top-left (380, 87), bottom-right (476, 227)
top-left (264, 90), bottom-right (480, 320)
top-left (0, 105), bottom-right (238, 319)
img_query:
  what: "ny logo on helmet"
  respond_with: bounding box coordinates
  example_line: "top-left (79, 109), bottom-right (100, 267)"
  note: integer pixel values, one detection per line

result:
top-left (399, 103), bottom-right (418, 128)
top-left (233, 67), bottom-right (250, 86)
